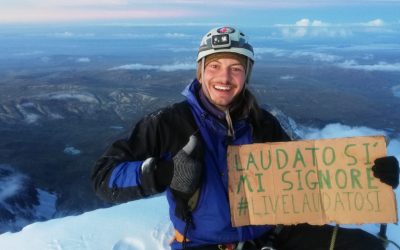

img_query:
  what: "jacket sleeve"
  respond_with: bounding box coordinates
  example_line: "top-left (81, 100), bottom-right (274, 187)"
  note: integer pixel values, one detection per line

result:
top-left (91, 111), bottom-right (167, 204)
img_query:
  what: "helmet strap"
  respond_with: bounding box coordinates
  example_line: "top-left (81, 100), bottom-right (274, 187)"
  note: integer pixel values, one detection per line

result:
top-left (245, 57), bottom-right (251, 84)
top-left (200, 57), bottom-right (205, 84)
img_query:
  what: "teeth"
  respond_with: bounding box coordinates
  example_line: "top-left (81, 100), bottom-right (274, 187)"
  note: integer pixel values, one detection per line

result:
top-left (214, 85), bottom-right (231, 91)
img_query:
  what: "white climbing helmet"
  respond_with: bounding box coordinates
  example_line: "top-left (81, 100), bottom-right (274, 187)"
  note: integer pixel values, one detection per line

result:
top-left (197, 26), bottom-right (254, 62)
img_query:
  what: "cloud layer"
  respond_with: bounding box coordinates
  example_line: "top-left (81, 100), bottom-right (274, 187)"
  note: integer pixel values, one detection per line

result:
top-left (337, 60), bottom-right (400, 72)
top-left (110, 63), bottom-right (195, 71)
top-left (275, 18), bottom-right (392, 39)
top-left (298, 123), bottom-right (399, 161)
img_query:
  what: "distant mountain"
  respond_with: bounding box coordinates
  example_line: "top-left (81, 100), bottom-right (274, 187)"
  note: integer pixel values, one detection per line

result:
top-left (0, 86), bottom-right (159, 125)
top-left (261, 103), bottom-right (302, 140)
top-left (0, 165), bottom-right (55, 233)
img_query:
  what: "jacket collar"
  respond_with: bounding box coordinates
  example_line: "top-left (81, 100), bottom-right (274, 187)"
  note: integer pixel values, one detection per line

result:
top-left (182, 79), bottom-right (206, 116)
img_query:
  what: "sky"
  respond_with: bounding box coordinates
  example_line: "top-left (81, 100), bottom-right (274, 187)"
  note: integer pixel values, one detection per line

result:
top-left (0, 123), bottom-right (399, 250)
top-left (1, 0), bottom-right (400, 25)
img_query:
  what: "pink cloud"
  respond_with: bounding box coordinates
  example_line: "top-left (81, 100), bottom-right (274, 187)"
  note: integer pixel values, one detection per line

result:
top-left (0, 8), bottom-right (198, 23)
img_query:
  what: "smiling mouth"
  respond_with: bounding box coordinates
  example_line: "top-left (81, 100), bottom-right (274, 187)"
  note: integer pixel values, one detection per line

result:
top-left (213, 85), bottom-right (232, 91)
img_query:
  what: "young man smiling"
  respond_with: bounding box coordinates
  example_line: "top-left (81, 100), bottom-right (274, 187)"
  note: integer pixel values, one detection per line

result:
top-left (200, 55), bottom-right (246, 110)
top-left (92, 26), bottom-right (398, 250)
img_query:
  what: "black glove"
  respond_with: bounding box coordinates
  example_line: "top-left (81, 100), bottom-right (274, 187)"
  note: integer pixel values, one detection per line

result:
top-left (170, 135), bottom-right (203, 195)
top-left (372, 156), bottom-right (399, 189)
top-left (154, 134), bottom-right (203, 196)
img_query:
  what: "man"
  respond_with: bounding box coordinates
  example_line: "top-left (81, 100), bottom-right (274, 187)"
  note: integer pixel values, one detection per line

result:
top-left (92, 26), bottom-right (399, 250)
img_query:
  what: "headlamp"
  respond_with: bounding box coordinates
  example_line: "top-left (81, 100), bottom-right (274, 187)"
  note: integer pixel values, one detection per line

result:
top-left (211, 34), bottom-right (231, 49)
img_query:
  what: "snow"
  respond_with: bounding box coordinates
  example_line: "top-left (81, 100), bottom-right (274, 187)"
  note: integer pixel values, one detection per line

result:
top-left (0, 196), bottom-right (172, 250)
top-left (64, 146), bottom-right (82, 156)
top-left (46, 93), bottom-right (99, 103)
top-left (0, 193), bottom-right (398, 250)
top-left (34, 189), bottom-right (57, 220)
top-left (15, 104), bottom-right (41, 124)
top-left (0, 165), bottom-right (57, 233)
top-left (0, 169), bottom-right (25, 201)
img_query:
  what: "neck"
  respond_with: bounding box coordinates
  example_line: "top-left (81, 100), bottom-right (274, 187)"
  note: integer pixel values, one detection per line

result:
top-left (198, 88), bottom-right (227, 120)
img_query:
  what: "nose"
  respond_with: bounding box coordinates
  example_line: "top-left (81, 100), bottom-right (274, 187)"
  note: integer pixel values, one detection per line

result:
top-left (217, 66), bottom-right (231, 84)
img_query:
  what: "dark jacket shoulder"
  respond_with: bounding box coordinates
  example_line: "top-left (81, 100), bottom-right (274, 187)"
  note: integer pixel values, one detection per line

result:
top-left (251, 108), bottom-right (291, 143)
top-left (127, 101), bottom-right (198, 158)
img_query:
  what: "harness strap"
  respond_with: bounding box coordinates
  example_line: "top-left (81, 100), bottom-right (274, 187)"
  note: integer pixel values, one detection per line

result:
top-left (182, 214), bottom-right (192, 249)
top-left (329, 224), bottom-right (339, 250)
top-left (224, 109), bottom-right (235, 139)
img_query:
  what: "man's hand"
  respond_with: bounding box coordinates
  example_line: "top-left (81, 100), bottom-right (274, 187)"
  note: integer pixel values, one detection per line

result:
top-left (170, 135), bottom-right (203, 195)
top-left (372, 156), bottom-right (399, 189)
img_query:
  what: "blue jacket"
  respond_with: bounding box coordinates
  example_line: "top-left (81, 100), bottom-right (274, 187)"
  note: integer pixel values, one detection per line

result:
top-left (92, 79), bottom-right (290, 249)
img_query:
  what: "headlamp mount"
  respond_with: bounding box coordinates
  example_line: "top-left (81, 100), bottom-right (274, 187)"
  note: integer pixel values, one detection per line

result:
top-left (211, 34), bottom-right (231, 49)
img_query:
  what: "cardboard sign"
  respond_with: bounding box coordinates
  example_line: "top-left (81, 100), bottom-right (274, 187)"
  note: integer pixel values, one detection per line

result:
top-left (227, 136), bottom-right (398, 226)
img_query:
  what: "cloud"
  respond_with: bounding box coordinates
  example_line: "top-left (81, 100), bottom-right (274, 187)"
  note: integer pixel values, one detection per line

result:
top-left (337, 60), bottom-right (400, 72)
top-left (295, 18), bottom-right (310, 27)
top-left (275, 18), bottom-right (398, 39)
top-left (51, 32), bottom-right (95, 38)
top-left (255, 47), bottom-right (341, 63)
top-left (42, 0), bottom-right (129, 7)
top-left (77, 57), bottom-right (91, 63)
top-left (277, 19), bottom-right (351, 38)
top-left (255, 48), bottom-right (287, 57)
top-left (294, 18), bottom-right (328, 27)
top-left (0, 166), bottom-right (25, 202)
top-left (53, 32), bottom-right (74, 37)
top-left (13, 51), bottom-right (44, 57)
top-left (311, 20), bottom-right (326, 27)
top-left (169, 47), bottom-right (197, 52)
top-left (156, 0), bottom-right (400, 9)
top-left (110, 63), bottom-right (196, 72)
top-left (0, 8), bottom-right (198, 23)
top-left (289, 51), bottom-right (341, 62)
top-left (101, 22), bottom-right (223, 27)
top-left (165, 33), bottom-right (191, 38)
top-left (365, 18), bottom-right (385, 27)
top-left (298, 123), bottom-right (400, 162)
top-left (2, 1), bottom-right (400, 23)
top-left (387, 137), bottom-right (400, 158)
top-left (280, 75), bottom-right (295, 80)
top-left (281, 26), bottom-right (308, 38)
top-left (299, 123), bottom-right (387, 140)
top-left (95, 32), bottom-right (192, 40)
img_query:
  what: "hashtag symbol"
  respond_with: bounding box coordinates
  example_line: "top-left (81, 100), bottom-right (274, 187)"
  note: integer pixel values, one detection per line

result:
top-left (237, 197), bottom-right (248, 216)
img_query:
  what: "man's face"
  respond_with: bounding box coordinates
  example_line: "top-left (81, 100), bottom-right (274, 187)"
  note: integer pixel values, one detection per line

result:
top-left (200, 57), bottom-right (246, 111)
